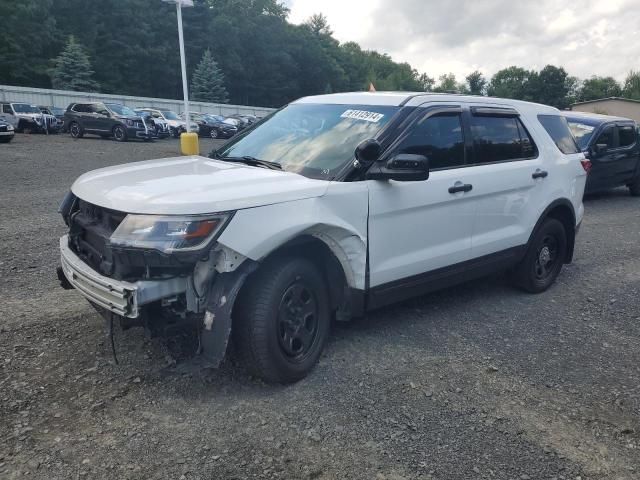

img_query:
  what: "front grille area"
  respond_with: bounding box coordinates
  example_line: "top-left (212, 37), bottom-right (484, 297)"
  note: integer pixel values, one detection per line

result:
top-left (68, 200), bottom-right (126, 276)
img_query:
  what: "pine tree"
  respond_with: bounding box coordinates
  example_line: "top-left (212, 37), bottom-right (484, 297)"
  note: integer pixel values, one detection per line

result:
top-left (49, 36), bottom-right (100, 92)
top-left (190, 50), bottom-right (229, 103)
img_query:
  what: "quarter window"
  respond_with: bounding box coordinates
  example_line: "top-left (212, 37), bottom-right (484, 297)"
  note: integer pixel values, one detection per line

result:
top-left (537, 115), bottom-right (580, 154)
top-left (469, 115), bottom-right (536, 164)
top-left (618, 125), bottom-right (635, 147)
top-left (395, 113), bottom-right (465, 169)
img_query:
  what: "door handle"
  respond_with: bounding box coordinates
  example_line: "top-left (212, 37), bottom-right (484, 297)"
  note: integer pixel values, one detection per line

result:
top-left (532, 169), bottom-right (548, 179)
top-left (448, 183), bottom-right (473, 194)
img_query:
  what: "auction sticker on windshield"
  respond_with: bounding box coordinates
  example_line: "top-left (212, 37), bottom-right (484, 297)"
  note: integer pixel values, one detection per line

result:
top-left (340, 109), bottom-right (385, 123)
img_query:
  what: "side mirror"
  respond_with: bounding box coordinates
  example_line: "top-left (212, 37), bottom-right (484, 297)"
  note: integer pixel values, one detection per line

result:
top-left (366, 153), bottom-right (430, 182)
top-left (355, 138), bottom-right (382, 163)
top-left (593, 143), bottom-right (608, 156)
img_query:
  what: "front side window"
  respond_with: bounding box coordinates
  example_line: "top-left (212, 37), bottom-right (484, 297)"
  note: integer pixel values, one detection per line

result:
top-left (161, 110), bottom-right (179, 120)
top-left (72, 104), bottom-right (90, 113)
top-left (394, 112), bottom-right (465, 169)
top-left (538, 115), bottom-right (580, 154)
top-left (3, 104), bottom-right (12, 114)
top-left (216, 103), bottom-right (399, 180)
top-left (618, 125), bottom-right (636, 147)
top-left (13, 103), bottom-right (40, 114)
top-left (595, 126), bottom-right (614, 148)
top-left (469, 115), bottom-right (536, 164)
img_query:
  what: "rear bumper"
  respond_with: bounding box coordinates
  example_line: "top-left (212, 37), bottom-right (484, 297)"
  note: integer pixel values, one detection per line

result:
top-left (59, 235), bottom-right (187, 318)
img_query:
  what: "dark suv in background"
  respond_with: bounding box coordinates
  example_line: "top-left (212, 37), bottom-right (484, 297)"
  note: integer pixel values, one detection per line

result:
top-left (64, 102), bottom-right (156, 142)
top-left (562, 111), bottom-right (640, 195)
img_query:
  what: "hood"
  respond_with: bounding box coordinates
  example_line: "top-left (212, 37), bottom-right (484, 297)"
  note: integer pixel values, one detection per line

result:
top-left (71, 155), bottom-right (329, 215)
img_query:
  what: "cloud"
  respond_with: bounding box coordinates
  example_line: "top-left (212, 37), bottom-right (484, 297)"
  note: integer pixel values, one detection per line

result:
top-left (286, 0), bottom-right (640, 82)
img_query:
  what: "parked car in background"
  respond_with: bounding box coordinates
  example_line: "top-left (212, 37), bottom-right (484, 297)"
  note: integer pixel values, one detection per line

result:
top-left (134, 109), bottom-right (170, 138)
top-left (187, 112), bottom-right (238, 138)
top-left (137, 108), bottom-right (198, 137)
top-left (39, 106), bottom-right (66, 131)
top-left (57, 92), bottom-right (587, 383)
top-left (64, 102), bottom-right (156, 142)
top-left (224, 114), bottom-right (252, 131)
top-left (0, 102), bottom-right (60, 133)
top-left (562, 111), bottom-right (640, 195)
top-left (0, 120), bottom-right (15, 143)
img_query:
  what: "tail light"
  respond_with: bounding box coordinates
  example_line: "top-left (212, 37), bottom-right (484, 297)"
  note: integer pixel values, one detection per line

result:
top-left (581, 159), bottom-right (592, 174)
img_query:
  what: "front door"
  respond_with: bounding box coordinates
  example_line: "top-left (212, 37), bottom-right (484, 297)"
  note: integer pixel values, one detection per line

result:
top-left (613, 123), bottom-right (640, 184)
top-left (367, 106), bottom-right (475, 306)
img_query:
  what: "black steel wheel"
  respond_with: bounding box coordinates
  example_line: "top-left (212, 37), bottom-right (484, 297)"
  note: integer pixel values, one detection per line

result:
top-left (234, 256), bottom-right (330, 384)
top-left (113, 124), bottom-right (127, 142)
top-left (69, 122), bottom-right (83, 139)
top-left (512, 218), bottom-right (567, 293)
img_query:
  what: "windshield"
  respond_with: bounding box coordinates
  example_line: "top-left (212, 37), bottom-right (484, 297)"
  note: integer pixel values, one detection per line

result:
top-left (567, 121), bottom-right (596, 150)
top-left (105, 103), bottom-right (136, 116)
top-left (13, 103), bottom-right (41, 114)
top-left (161, 110), bottom-right (179, 120)
top-left (216, 103), bottom-right (398, 179)
top-left (51, 107), bottom-right (64, 115)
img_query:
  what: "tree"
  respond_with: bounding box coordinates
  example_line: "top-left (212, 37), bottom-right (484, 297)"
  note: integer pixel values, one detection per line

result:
top-left (49, 36), bottom-right (100, 91)
top-left (527, 65), bottom-right (570, 108)
top-left (488, 66), bottom-right (534, 100)
top-left (622, 70), bottom-right (640, 100)
top-left (418, 73), bottom-right (435, 91)
top-left (434, 73), bottom-right (458, 92)
top-left (190, 49), bottom-right (229, 103)
top-left (305, 13), bottom-right (333, 36)
top-left (465, 70), bottom-right (487, 95)
top-left (578, 76), bottom-right (622, 101)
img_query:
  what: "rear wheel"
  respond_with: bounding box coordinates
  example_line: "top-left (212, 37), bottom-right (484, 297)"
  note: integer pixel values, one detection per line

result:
top-left (69, 122), bottom-right (83, 139)
top-left (628, 176), bottom-right (640, 196)
top-left (512, 218), bottom-right (567, 293)
top-left (113, 124), bottom-right (127, 142)
top-left (234, 257), bottom-right (330, 384)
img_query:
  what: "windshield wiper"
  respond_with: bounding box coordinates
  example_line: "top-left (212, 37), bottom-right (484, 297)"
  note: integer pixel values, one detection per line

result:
top-left (214, 154), bottom-right (282, 170)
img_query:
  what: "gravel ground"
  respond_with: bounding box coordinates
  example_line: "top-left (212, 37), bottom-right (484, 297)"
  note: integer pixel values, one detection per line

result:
top-left (1, 134), bottom-right (639, 480)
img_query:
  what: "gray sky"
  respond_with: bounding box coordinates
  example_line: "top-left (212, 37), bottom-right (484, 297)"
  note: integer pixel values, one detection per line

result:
top-left (285, 0), bottom-right (639, 82)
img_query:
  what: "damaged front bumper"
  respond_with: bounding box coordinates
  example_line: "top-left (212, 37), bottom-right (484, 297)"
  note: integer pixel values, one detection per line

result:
top-left (59, 235), bottom-right (187, 318)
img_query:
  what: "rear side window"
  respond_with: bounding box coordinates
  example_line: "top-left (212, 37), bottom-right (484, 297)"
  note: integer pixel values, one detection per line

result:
top-left (72, 104), bottom-right (90, 113)
top-left (618, 125), bottom-right (636, 147)
top-left (469, 115), bottom-right (536, 164)
top-left (395, 113), bottom-right (465, 169)
top-left (537, 115), bottom-right (580, 154)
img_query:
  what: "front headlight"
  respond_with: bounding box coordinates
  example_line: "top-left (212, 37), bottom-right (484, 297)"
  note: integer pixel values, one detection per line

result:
top-left (7, 125), bottom-right (14, 131)
top-left (125, 119), bottom-right (134, 126)
top-left (110, 214), bottom-right (232, 253)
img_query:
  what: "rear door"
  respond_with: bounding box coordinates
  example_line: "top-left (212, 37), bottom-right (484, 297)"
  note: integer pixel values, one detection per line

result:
top-left (367, 105), bottom-right (475, 303)
top-left (462, 106), bottom-right (546, 258)
top-left (614, 123), bottom-right (640, 183)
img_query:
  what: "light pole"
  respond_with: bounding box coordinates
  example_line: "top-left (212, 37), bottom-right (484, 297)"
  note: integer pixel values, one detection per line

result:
top-left (162, 0), bottom-right (198, 154)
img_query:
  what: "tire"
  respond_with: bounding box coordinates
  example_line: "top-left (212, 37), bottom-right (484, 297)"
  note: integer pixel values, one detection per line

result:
top-left (512, 218), bottom-right (567, 293)
top-left (628, 176), bottom-right (640, 196)
top-left (210, 128), bottom-right (219, 139)
top-left (112, 124), bottom-right (127, 142)
top-left (69, 122), bottom-right (83, 139)
top-left (234, 257), bottom-right (331, 384)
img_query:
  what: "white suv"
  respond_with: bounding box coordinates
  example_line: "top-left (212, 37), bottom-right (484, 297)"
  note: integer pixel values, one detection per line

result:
top-left (57, 92), bottom-right (588, 383)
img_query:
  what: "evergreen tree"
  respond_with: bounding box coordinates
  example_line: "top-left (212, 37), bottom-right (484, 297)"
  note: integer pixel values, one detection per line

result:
top-left (49, 36), bottom-right (100, 91)
top-left (466, 70), bottom-right (487, 95)
top-left (190, 50), bottom-right (229, 103)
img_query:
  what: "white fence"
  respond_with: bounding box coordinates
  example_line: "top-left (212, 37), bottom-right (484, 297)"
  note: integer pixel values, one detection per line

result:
top-left (0, 84), bottom-right (275, 117)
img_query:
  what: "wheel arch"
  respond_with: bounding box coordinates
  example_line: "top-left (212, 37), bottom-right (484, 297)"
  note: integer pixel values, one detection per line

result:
top-left (528, 198), bottom-right (576, 263)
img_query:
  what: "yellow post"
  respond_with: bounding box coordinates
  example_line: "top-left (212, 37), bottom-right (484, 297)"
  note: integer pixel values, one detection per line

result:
top-left (180, 132), bottom-right (199, 155)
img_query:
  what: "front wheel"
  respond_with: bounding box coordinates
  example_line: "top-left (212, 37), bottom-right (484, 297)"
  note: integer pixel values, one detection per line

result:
top-left (234, 257), bottom-right (330, 384)
top-left (69, 122), bottom-right (83, 139)
top-left (512, 218), bottom-right (567, 293)
top-left (113, 124), bottom-right (127, 142)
